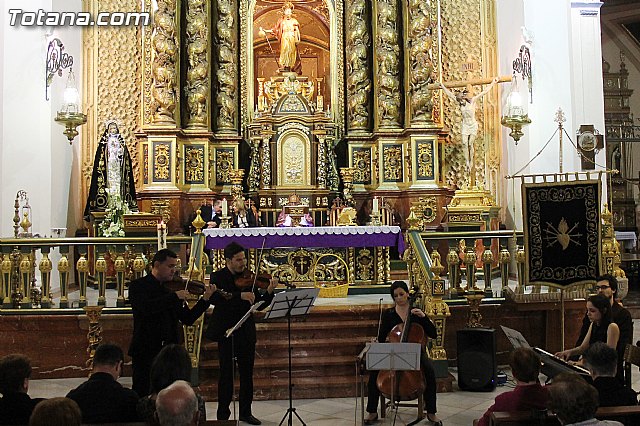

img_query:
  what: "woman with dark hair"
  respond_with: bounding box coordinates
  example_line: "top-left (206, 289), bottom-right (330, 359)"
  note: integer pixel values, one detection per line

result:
top-left (136, 344), bottom-right (206, 425)
top-left (556, 294), bottom-right (620, 363)
top-left (365, 281), bottom-right (441, 425)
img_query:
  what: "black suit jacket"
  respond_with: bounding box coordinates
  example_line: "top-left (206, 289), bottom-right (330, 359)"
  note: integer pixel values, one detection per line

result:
top-left (128, 273), bottom-right (210, 361)
top-left (0, 392), bottom-right (44, 425)
top-left (198, 205), bottom-right (222, 227)
top-left (593, 376), bottom-right (638, 407)
top-left (66, 372), bottom-right (140, 423)
top-left (205, 267), bottom-right (274, 343)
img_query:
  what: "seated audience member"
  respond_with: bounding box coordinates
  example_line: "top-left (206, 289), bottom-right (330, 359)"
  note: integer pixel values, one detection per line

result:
top-left (583, 342), bottom-right (637, 407)
top-left (137, 344), bottom-right (206, 425)
top-left (575, 274), bottom-right (632, 383)
top-left (556, 294), bottom-right (620, 365)
top-left (232, 197), bottom-right (257, 228)
top-left (549, 373), bottom-right (623, 425)
top-left (475, 347), bottom-right (549, 426)
top-left (66, 343), bottom-right (139, 423)
top-left (156, 380), bottom-right (199, 426)
top-left (28, 397), bottom-right (81, 426)
top-left (0, 354), bottom-right (45, 425)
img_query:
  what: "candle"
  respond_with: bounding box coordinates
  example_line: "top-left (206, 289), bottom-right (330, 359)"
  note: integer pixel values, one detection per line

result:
top-left (222, 198), bottom-right (228, 217)
top-left (372, 197), bottom-right (379, 214)
top-left (157, 220), bottom-right (167, 250)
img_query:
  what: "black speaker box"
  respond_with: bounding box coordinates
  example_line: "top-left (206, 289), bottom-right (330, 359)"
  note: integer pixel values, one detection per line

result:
top-left (457, 328), bottom-right (497, 391)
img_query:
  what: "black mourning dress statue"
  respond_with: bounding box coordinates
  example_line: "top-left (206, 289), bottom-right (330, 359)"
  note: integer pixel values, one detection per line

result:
top-left (83, 120), bottom-right (138, 221)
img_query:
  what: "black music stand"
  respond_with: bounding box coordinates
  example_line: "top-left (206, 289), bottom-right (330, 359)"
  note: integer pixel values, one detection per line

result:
top-left (223, 303), bottom-right (263, 425)
top-left (264, 288), bottom-right (319, 426)
top-left (366, 342), bottom-right (422, 426)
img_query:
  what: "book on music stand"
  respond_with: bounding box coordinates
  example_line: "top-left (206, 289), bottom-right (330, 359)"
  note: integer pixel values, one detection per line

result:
top-left (263, 288), bottom-right (319, 426)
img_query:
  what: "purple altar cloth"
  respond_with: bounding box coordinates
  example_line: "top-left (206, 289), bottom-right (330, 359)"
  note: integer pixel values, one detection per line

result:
top-left (203, 226), bottom-right (405, 254)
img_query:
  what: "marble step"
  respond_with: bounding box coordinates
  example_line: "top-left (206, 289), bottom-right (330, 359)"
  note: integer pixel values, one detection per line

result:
top-left (198, 374), bottom-right (361, 401)
top-left (202, 336), bottom-right (374, 361)
top-left (201, 354), bottom-right (359, 380)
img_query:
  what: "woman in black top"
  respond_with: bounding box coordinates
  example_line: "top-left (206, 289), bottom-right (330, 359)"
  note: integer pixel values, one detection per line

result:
top-left (556, 294), bottom-right (620, 364)
top-left (365, 281), bottom-right (441, 425)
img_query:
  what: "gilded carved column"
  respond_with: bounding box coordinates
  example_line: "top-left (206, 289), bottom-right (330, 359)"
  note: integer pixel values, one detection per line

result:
top-left (407, 0), bottom-right (438, 123)
top-left (184, 0), bottom-right (210, 129)
top-left (374, 0), bottom-right (402, 129)
top-left (214, 0), bottom-right (238, 132)
top-left (151, 0), bottom-right (179, 125)
top-left (345, 0), bottom-right (372, 131)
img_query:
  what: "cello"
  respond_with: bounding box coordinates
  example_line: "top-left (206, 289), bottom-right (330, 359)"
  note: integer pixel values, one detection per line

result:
top-left (376, 291), bottom-right (428, 403)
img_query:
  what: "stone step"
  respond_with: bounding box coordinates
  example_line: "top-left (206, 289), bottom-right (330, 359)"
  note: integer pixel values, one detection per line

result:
top-left (201, 354), bottom-right (359, 379)
top-left (202, 337), bottom-right (373, 361)
top-left (198, 375), bottom-right (362, 401)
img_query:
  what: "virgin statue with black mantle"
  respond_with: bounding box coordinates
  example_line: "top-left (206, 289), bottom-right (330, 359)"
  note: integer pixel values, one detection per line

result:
top-left (83, 120), bottom-right (138, 221)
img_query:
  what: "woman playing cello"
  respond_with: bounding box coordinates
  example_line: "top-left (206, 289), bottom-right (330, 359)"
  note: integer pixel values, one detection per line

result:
top-left (365, 281), bottom-right (441, 425)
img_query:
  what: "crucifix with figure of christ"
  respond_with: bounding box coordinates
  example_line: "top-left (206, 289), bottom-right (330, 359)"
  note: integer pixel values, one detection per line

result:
top-left (428, 74), bottom-right (511, 189)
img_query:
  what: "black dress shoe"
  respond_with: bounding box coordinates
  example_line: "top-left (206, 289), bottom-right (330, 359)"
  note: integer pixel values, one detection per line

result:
top-left (239, 414), bottom-right (262, 425)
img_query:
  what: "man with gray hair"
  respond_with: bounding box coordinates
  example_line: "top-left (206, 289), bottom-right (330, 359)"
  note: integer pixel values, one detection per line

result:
top-left (155, 380), bottom-right (199, 426)
top-left (583, 342), bottom-right (637, 407)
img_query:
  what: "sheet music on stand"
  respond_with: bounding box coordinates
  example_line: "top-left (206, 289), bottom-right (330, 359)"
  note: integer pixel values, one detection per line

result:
top-left (366, 343), bottom-right (422, 372)
top-left (263, 287), bottom-right (320, 320)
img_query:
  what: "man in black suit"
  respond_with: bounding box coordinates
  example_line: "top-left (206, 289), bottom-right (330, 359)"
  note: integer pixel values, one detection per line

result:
top-left (66, 343), bottom-right (140, 423)
top-left (574, 274), bottom-right (633, 382)
top-left (205, 242), bottom-right (278, 425)
top-left (128, 248), bottom-right (216, 397)
top-left (0, 354), bottom-right (44, 425)
top-left (199, 199), bottom-right (223, 229)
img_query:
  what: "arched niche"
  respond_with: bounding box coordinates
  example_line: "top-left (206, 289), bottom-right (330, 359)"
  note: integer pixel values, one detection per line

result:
top-left (277, 128), bottom-right (312, 187)
top-left (242, 0), bottom-right (343, 126)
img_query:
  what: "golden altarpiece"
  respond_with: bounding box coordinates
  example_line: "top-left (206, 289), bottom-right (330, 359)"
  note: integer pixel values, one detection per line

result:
top-left (78, 0), bottom-right (505, 279)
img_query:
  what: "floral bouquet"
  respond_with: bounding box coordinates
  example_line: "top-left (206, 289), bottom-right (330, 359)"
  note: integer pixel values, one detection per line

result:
top-left (98, 192), bottom-right (131, 237)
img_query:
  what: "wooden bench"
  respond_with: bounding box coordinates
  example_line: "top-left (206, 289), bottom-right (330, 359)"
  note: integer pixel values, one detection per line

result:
top-left (489, 405), bottom-right (640, 425)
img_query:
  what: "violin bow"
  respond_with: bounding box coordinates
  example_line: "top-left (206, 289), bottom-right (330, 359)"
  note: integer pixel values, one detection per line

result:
top-left (251, 236), bottom-right (268, 293)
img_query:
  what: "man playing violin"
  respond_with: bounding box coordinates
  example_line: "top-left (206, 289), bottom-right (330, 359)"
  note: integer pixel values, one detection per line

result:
top-left (128, 248), bottom-right (216, 398)
top-left (205, 242), bottom-right (278, 425)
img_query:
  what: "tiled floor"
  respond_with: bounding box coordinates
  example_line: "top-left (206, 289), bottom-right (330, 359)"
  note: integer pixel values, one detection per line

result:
top-left (25, 289), bottom-right (640, 425)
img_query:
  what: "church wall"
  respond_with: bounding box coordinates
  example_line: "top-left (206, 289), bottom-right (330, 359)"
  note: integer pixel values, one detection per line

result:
top-left (1, 0), bottom-right (82, 290)
top-left (498, 0), bottom-right (604, 229)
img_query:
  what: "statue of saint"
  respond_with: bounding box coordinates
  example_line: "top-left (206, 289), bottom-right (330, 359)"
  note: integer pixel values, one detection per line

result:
top-left (260, 1), bottom-right (302, 74)
top-left (84, 120), bottom-right (138, 221)
top-left (437, 78), bottom-right (499, 188)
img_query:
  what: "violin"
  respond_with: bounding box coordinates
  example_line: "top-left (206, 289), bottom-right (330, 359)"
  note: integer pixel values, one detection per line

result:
top-left (234, 269), bottom-right (296, 290)
top-left (165, 276), bottom-right (232, 300)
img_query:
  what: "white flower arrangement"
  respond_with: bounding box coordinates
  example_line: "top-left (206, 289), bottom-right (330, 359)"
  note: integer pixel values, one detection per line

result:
top-left (98, 192), bottom-right (131, 237)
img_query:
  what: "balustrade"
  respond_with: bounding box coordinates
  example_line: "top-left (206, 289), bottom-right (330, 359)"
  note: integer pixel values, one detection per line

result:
top-left (0, 236), bottom-right (191, 311)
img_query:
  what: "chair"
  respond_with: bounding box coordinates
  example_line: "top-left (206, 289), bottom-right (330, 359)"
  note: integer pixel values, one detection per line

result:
top-left (623, 343), bottom-right (640, 389)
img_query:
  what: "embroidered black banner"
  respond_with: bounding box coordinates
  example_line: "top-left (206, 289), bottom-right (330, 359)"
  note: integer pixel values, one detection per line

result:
top-left (522, 180), bottom-right (600, 287)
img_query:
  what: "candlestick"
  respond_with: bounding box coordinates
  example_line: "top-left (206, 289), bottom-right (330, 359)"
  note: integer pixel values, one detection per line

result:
top-left (222, 198), bottom-right (228, 217)
top-left (372, 197), bottom-right (379, 214)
